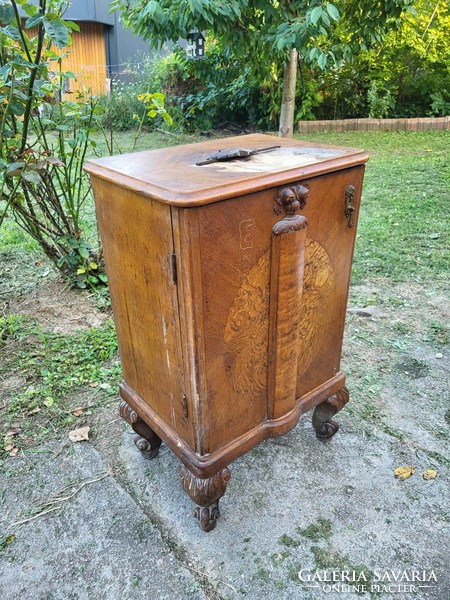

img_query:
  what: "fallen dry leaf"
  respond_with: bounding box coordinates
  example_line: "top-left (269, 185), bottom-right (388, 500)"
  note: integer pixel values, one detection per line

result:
top-left (0, 534), bottom-right (16, 550)
top-left (394, 466), bottom-right (416, 480)
top-left (5, 426), bottom-right (22, 436)
top-left (71, 406), bottom-right (85, 417)
top-left (88, 382), bottom-right (98, 388)
top-left (28, 407), bottom-right (41, 415)
top-left (3, 442), bottom-right (15, 452)
top-left (68, 426), bottom-right (90, 442)
top-left (423, 469), bottom-right (438, 480)
top-left (9, 447), bottom-right (19, 457)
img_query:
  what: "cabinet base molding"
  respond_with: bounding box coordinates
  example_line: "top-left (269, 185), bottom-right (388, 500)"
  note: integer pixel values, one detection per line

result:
top-left (120, 370), bottom-right (346, 478)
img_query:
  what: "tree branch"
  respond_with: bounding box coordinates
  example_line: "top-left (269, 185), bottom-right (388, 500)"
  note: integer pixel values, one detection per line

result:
top-left (19, 1), bottom-right (45, 155)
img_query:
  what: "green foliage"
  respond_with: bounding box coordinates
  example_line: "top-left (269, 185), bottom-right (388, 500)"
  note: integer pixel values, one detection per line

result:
top-left (113, 0), bottom-right (413, 73)
top-left (430, 91), bottom-right (450, 117)
top-left (111, 0), bottom-right (419, 127)
top-left (138, 91), bottom-right (173, 125)
top-left (111, 0), bottom-right (412, 129)
top-left (0, 1), bottom-right (170, 288)
top-left (367, 81), bottom-right (394, 118)
top-left (111, 42), bottom-right (323, 131)
top-left (101, 77), bottom-right (146, 131)
top-left (159, 41), bottom-right (269, 130)
top-left (0, 0), bottom-right (107, 289)
top-left (0, 313), bottom-right (39, 345)
top-left (99, 56), bottom-right (173, 131)
top-left (98, 43), bottom-right (277, 131)
top-left (315, 0), bottom-right (450, 119)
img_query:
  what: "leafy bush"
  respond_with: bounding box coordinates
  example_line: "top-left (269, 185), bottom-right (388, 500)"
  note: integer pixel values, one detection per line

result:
top-left (0, 1), bottom-right (170, 289)
top-left (136, 45), bottom-right (253, 129)
top-left (0, 0), bottom-right (106, 289)
top-left (313, 0), bottom-right (450, 119)
top-left (430, 91), bottom-right (450, 116)
top-left (97, 53), bottom-right (173, 132)
top-left (367, 82), bottom-right (395, 118)
top-left (171, 1), bottom-right (449, 125)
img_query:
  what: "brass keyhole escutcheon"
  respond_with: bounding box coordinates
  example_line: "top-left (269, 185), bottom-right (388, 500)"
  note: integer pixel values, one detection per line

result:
top-left (344, 185), bottom-right (356, 227)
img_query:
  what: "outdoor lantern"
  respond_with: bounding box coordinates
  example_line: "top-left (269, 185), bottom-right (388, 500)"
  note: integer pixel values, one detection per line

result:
top-left (186, 30), bottom-right (206, 59)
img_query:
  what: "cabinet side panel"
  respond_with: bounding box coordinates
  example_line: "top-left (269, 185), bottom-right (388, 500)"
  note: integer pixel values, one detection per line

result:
top-left (91, 179), bottom-right (192, 446)
top-left (295, 166), bottom-right (365, 397)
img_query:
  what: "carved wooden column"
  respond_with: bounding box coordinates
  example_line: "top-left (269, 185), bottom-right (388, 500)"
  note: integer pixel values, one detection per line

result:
top-left (268, 184), bottom-right (309, 419)
top-left (179, 466), bottom-right (231, 532)
top-left (119, 400), bottom-right (162, 458)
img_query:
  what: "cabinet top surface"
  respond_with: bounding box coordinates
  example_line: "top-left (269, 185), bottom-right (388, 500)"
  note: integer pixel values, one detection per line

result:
top-left (85, 133), bottom-right (368, 206)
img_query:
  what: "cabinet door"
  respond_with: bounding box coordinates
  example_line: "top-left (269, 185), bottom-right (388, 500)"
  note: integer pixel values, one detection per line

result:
top-left (294, 166), bottom-right (365, 399)
top-left (185, 191), bottom-right (275, 453)
top-left (181, 165), bottom-right (364, 453)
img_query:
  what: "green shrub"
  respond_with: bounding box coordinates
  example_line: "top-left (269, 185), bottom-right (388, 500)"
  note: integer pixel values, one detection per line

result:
top-left (367, 81), bottom-right (395, 118)
top-left (0, 1), bottom-right (108, 290)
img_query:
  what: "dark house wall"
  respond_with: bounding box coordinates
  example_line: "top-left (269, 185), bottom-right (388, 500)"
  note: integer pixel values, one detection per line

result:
top-left (62, 0), bottom-right (115, 25)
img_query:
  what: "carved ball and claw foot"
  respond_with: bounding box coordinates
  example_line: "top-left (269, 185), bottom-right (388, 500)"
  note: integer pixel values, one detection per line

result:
top-left (119, 400), bottom-right (162, 459)
top-left (179, 465), bottom-right (231, 532)
top-left (312, 387), bottom-right (349, 441)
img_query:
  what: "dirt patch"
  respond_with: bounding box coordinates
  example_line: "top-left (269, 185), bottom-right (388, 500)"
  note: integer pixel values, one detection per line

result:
top-left (395, 357), bottom-right (431, 379)
top-left (6, 281), bottom-right (109, 334)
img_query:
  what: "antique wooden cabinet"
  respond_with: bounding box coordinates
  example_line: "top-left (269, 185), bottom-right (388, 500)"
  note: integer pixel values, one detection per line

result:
top-left (85, 134), bottom-right (368, 531)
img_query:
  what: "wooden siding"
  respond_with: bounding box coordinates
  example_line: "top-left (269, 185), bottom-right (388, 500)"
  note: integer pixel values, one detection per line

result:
top-left (27, 22), bottom-right (107, 96)
top-left (63, 22), bottom-right (107, 96)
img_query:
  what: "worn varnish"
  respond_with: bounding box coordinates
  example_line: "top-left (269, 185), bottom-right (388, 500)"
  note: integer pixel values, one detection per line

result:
top-left (85, 133), bottom-right (368, 532)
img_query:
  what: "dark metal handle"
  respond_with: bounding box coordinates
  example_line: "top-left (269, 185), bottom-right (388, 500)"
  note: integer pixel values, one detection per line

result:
top-left (196, 145), bottom-right (280, 166)
top-left (344, 185), bottom-right (356, 227)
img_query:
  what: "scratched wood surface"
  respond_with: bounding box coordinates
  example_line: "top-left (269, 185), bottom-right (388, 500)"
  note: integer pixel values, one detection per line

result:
top-left (85, 134), bottom-right (367, 206)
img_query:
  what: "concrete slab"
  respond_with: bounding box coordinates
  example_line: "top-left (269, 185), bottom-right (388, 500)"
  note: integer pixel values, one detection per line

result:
top-left (0, 443), bottom-right (207, 600)
top-left (116, 413), bottom-right (449, 600)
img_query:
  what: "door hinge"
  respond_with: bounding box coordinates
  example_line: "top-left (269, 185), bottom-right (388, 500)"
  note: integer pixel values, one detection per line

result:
top-left (182, 394), bottom-right (188, 419)
top-left (171, 251), bottom-right (178, 284)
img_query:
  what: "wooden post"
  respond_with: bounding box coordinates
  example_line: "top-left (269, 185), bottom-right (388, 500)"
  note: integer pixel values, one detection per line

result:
top-left (278, 48), bottom-right (298, 138)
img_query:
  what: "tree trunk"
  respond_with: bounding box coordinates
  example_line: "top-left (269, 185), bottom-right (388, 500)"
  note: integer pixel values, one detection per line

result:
top-left (278, 48), bottom-right (298, 138)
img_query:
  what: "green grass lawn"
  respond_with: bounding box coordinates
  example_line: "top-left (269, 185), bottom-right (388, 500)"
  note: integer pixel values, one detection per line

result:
top-left (298, 130), bottom-right (450, 286)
